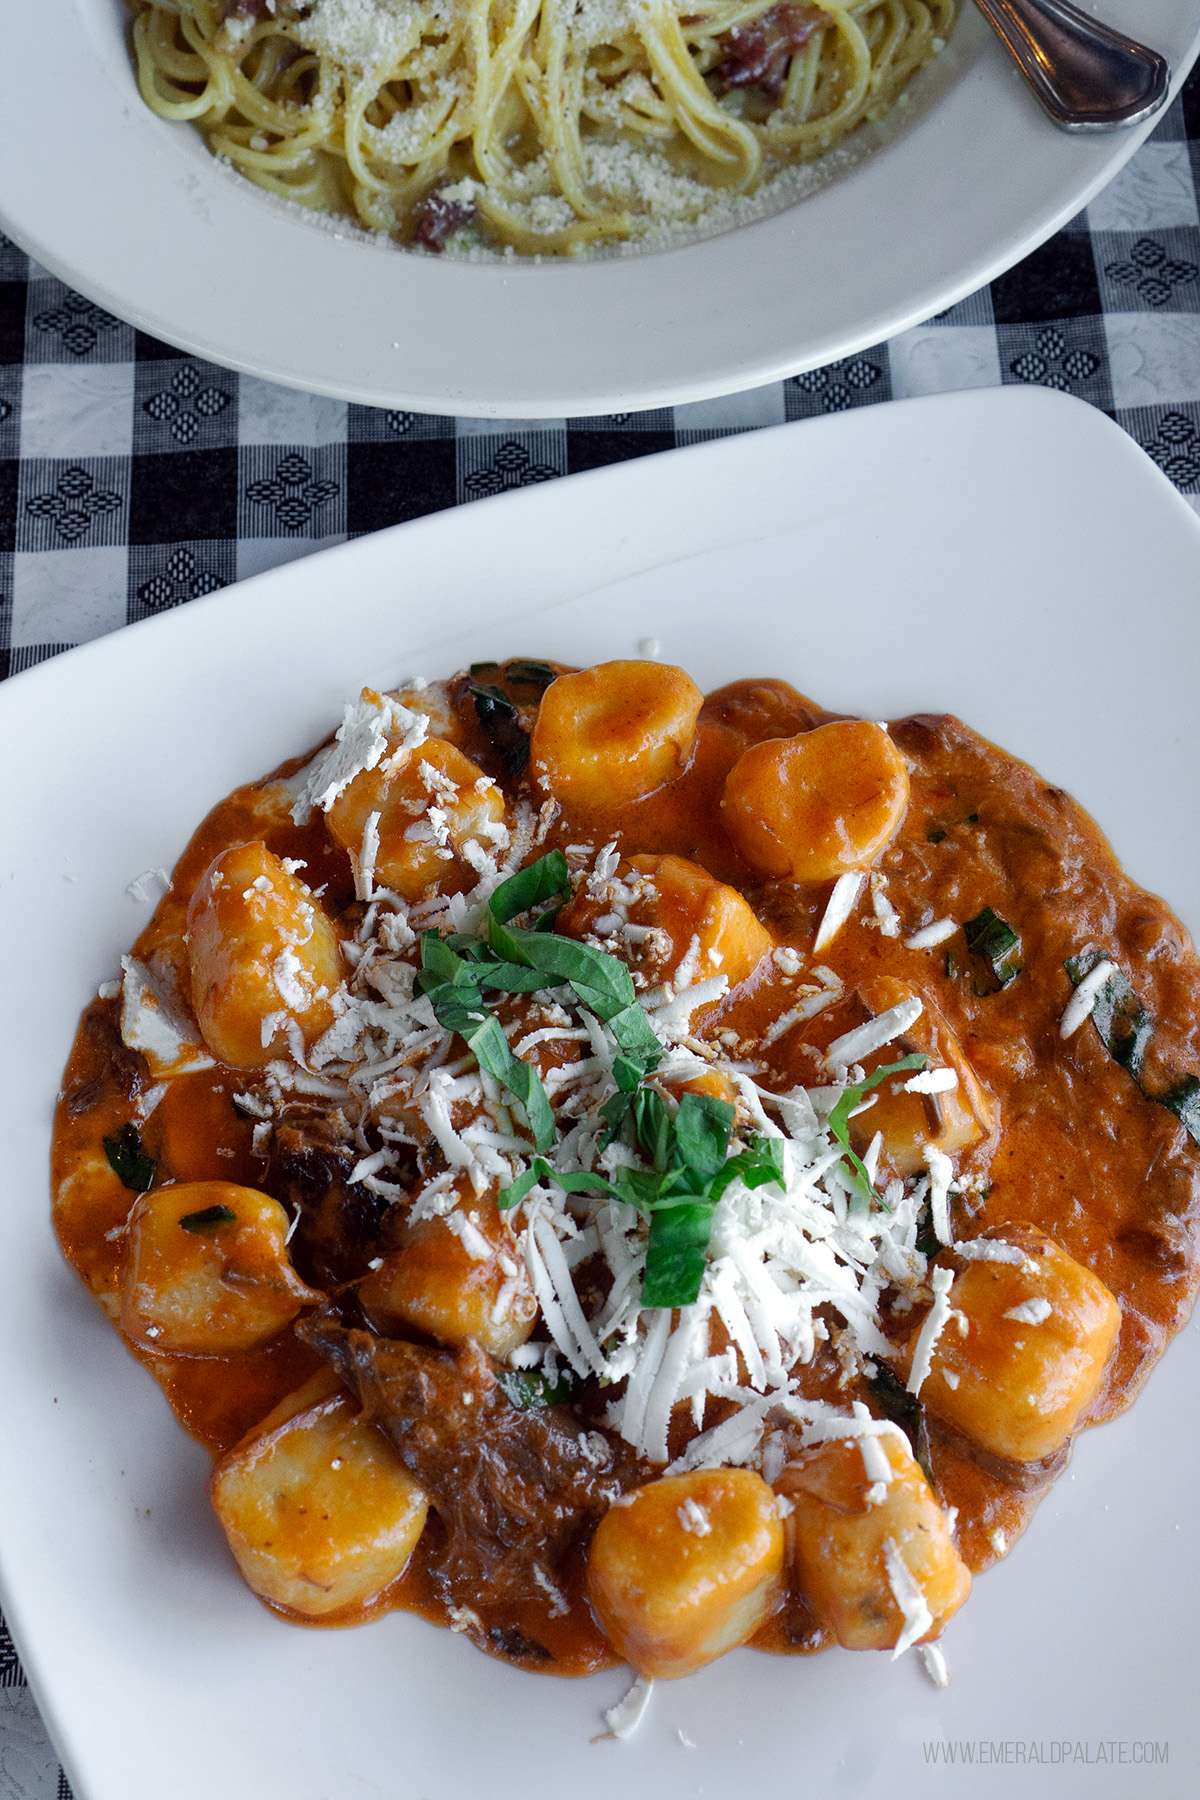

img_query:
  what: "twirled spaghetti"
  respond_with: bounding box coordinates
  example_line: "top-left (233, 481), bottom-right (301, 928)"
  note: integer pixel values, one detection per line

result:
top-left (130, 0), bottom-right (956, 255)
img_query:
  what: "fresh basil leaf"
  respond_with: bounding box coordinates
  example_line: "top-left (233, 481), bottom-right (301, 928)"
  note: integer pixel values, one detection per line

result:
top-left (673, 1093), bottom-right (735, 1184)
top-left (606, 1000), bottom-right (662, 1068)
top-left (504, 660), bottom-right (558, 692)
top-left (711, 1133), bottom-right (785, 1200)
top-left (421, 981), bottom-right (488, 1039)
top-left (496, 1366), bottom-right (576, 1409)
top-left (474, 961), bottom-right (560, 994)
top-left (497, 1166), bottom-right (541, 1211)
top-left (490, 850), bottom-right (570, 927)
top-left (180, 1203), bottom-right (237, 1234)
top-left (469, 661), bottom-right (500, 676)
top-left (642, 1199), bottom-right (716, 1308)
top-left (826, 1053), bottom-right (927, 1214)
top-left (102, 1123), bottom-right (156, 1193)
top-left (470, 683), bottom-right (530, 778)
top-left (420, 930), bottom-right (477, 988)
top-left (634, 1087), bottom-right (671, 1173)
top-left (467, 1015), bottom-right (556, 1153)
top-left (963, 907), bottom-right (1022, 987)
top-left (489, 922), bottom-right (638, 1021)
top-left (497, 1158), bottom-right (620, 1210)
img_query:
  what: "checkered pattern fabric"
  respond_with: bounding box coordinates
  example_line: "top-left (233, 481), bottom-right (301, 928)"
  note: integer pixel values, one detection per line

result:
top-left (5, 66), bottom-right (1200, 1799)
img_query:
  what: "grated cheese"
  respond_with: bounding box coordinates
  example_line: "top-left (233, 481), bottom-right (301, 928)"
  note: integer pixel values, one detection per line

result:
top-left (883, 1536), bottom-right (933, 1659)
top-left (813, 871), bottom-right (864, 952)
top-left (905, 917), bottom-right (957, 950)
top-left (1059, 958), bottom-right (1116, 1039)
top-left (826, 996), bottom-right (924, 1071)
top-left (1003, 1297), bottom-right (1051, 1326)
top-left (907, 1265), bottom-right (955, 1396)
top-left (601, 1673), bottom-right (654, 1740)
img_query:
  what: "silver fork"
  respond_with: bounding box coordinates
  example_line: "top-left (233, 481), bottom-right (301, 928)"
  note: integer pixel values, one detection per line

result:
top-left (974, 0), bottom-right (1170, 130)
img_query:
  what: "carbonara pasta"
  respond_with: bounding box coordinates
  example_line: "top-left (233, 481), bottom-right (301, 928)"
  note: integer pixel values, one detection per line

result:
top-left (129, 0), bottom-right (956, 255)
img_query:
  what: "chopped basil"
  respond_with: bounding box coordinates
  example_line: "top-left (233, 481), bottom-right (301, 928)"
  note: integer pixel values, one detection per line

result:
top-left (963, 907), bottom-right (1022, 988)
top-left (469, 661), bottom-right (500, 675)
top-left (495, 1366), bottom-right (577, 1409)
top-left (864, 1362), bottom-right (934, 1483)
top-left (927, 828), bottom-right (946, 844)
top-left (1064, 949), bottom-right (1153, 1079)
top-left (179, 1203), bottom-right (237, 1233)
top-left (503, 660), bottom-right (558, 692)
top-left (826, 1053), bottom-right (928, 1213)
top-left (416, 852), bottom-right (663, 1161)
top-left (469, 683), bottom-right (529, 778)
top-left (1065, 952), bottom-right (1200, 1146)
top-left (468, 1014), bottom-right (556, 1152)
top-left (102, 1123), bottom-right (155, 1193)
top-left (500, 1091), bottom-right (786, 1311)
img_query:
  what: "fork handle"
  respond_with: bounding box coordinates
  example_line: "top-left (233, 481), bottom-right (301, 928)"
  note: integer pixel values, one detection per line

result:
top-left (974, 0), bottom-right (1170, 131)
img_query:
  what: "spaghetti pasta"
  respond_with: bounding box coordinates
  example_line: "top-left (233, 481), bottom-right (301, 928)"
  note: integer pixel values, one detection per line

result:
top-left (128, 0), bottom-right (956, 255)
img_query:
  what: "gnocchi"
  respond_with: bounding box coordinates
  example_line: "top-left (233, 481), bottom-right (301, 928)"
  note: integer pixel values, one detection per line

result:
top-left (721, 720), bottom-right (910, 882)
top-left (587, 1470), bottom-right (785, 1679)
top-left (210, 1370), bottom-right (428, 1616)
top-left (530, 660), bottom-right (703, 811)
top-left (120, 1181), bottom-right (321, 1354)
top-left (187, 842), bottom-right (344, 1070)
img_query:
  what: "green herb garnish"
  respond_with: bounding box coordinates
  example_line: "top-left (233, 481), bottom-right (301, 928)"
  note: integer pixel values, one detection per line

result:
top-left (1064, 952), bottom-right (1200, 1146)
top-left (963, 906), bottom-right (1022, 988)
top-left (1064, 950), bottom-right (1153, 1078)
top-left (415, 851), bottom-right (663, 1157)
top-left (102, 1123), bottom-right (155, 1193)
top-left (826, 1054), bottom-right (928, 1213)
top-left (503, 660), bottom-right (558, 692)
top-left (865, 1362), bottom-right (933, 1483)
top-left (1161, 1074), bottom-right (1200, 1143)
top-left (179, 1204), bottom-right (237, 1233)
top-left (495, 1366), bottom-right (577, 1409)
top-left (499, 1092), bottom-right (786, 1311)
top-left (469, 683), bottom-right (530, 778)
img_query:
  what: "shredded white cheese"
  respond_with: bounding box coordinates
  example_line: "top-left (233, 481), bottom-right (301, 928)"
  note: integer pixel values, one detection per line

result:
top-left (813, 871), bottom-right (864, 953)
top-left (905, 917), bottom-right (957, 950)
top-left (1060, 959), bottom-right (1116, 1039)
top-left (826, 996), bottom-right (924, 1071)
top-left (602, 1674), bottom-right (654, 1740)
top-left (883, 1536), bottom-right (933, 1658)
top-left (1003, 1297), bottom-right (1051, 1326)
top-left (907, 1265), bottom-right (956, 1396)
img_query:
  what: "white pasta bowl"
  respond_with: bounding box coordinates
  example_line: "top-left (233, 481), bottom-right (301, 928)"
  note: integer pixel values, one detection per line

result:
top-left (0, 0), bottom-right (1199, 414)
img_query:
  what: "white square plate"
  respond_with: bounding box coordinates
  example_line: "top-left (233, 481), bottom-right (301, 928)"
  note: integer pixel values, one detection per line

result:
top-left (1, 385), bottom-right (1198, 1799)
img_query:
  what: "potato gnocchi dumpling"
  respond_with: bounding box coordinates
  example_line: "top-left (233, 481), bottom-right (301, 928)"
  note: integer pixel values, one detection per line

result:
top-left (914, 1227), bottom-right (1122, 1464)
top-left (721, 719), bottom-right (910, 881)
top-left (530, 660), bottom-right (703, 811)
top-left (120, 1181), bottom-right (322, 1354)
top-left (587, 1470), bottom-right (785, 1679)
top-left (781, 1433), bottom-right (971, 1652)
top-left (187, 842), bottom-right (345, 1070)
top-left (210, 1372), bottom-right (428, 1617)
top-left (327, 737), bottom-right (509, 902)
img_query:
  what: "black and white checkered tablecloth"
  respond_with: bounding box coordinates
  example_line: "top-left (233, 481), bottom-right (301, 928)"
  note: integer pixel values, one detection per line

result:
top-left (6, 62), bottom-right (1200, 1799)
